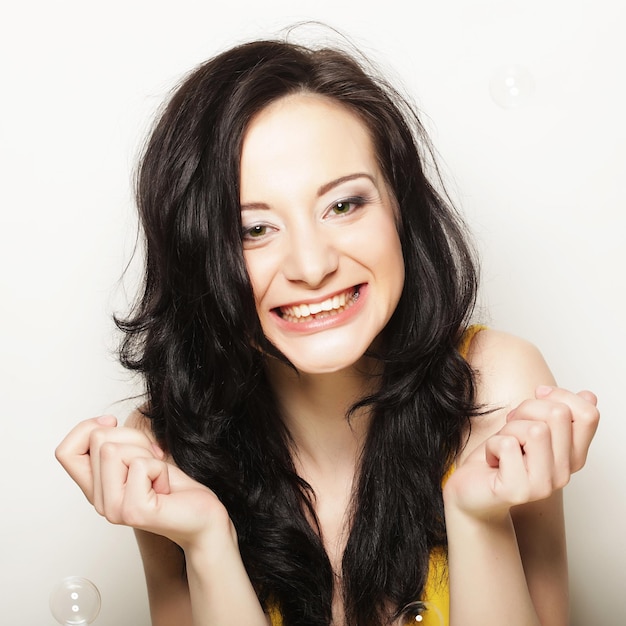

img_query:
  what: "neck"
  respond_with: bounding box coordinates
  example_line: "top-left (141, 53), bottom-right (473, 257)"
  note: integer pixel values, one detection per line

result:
top-left (265, 357), bottom-right (380, 473)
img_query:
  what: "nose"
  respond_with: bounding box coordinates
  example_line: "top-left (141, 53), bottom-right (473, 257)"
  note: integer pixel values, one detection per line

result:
top-left (282, 224), bottom-right (339, 287)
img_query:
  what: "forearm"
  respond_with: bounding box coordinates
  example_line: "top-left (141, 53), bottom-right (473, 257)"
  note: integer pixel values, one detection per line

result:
top-left (445, 503), bottom-right (540, 626)
top-left (184, 521), bottom-right (268, 626)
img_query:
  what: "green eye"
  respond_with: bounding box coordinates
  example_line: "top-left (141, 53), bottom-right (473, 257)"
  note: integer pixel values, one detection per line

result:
top-left (244, 224), bottom-right (267, 239)
top-left (329, 196), bottom-right (366, 216)
top-left (332, 201), bottom-right (353, 215)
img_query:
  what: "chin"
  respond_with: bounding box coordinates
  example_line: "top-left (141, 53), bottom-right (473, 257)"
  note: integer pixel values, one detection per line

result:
top-left (280, 342), bottom-right (377, 376)
top-left (291, 360), bottom-right (353, 375)
top-left (261, 311), bottom-right (391, 377)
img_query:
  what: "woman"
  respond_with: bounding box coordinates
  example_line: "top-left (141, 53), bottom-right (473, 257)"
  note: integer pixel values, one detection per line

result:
top-left (56, 39), bottom-right (599, 626)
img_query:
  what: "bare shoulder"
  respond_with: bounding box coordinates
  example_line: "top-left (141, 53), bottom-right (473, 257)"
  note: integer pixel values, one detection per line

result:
top-left (124, 407), bottom-right (153, 434)
top-left (462, 328), bottom-right (557, 456)
top-left (124, 408), bottom-right (178, 466)
top-left (467, 328), bottom-right (556, 408)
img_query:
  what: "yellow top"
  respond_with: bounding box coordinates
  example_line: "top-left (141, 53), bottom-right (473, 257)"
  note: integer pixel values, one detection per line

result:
top-left (268, 324), bottom-right (486, 626)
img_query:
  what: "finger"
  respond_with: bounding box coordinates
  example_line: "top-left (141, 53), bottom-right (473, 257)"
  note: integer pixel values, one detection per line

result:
top-left (88, 424), bottom-right (157, 511)
top-left (507, 398), bottom-right (572, 486)
top-left (164, 462), bottom-right (199, 492)
top-left (576, 389), bottom-right (598, 406)
top-left (534, 386), bottom-right (600, 471)
top-left (97, 443), bottom-right (160, 521)
top-left (55, 416), bottom-right (118, 502)
top-left (485, 434), bottom-right (531, 505)
top-left (572, 390), bottom-right (600, 469)
top-left (122, 457), bottom-right (172, 530)
top-left (124, 461), bottom-right (224, 543)
top-left (498, 419), bottom-right (557, 497)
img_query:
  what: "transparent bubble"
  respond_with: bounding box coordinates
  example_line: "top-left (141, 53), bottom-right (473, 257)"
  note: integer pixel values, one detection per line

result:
top-left (414, 601), bottom-right (444, 626)
top-left (50, 577), bottom-right (101, 625)
top-left (489, 64), bottom-right (535, 109)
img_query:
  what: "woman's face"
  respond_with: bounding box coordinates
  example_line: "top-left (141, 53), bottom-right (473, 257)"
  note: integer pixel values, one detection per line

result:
top-left (239, 94), bottom-right (405, 374)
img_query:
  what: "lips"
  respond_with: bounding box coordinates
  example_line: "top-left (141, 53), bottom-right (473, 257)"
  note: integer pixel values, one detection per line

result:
top-left (276, 286), bottom-right (361, 323)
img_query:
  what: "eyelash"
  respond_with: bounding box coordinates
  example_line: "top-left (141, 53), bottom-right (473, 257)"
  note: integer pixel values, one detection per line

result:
top-left (327, 196), bottom-right (368, 217)
top-left (241, 195), bottom-right (370, 242)
top-left (242, 224), bottom-right (267, 239)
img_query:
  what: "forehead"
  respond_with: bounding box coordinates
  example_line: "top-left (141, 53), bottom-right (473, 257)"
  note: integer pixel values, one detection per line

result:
top-left (240, 94), bottom-right (381, 200)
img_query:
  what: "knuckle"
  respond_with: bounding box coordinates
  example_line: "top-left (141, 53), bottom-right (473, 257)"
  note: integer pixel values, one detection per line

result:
top-left (555, 474), bottom-right (571, 490)
top-left (102, 496), bottom-right (125, 525)
top-left (553, 462), bottom-right (571, 489)
top-left (528, 422), bottom-right (550, 440)
top-left (581, 405), bottom-right (600, 426)
top-left (99, 441), bottom-right (118, 460)
top-left (570, 450), bottom-right (589, 473)
top-left (120, 502), bottom-right (144, 528)
top-left (104, 510), bottom-right (123, 525)
top-left (128, 456), bottom-right (150, 473)
top-left (54, 444), bottom-right (67, 466)
top-left (119, 426), bottom-right (150, 446)
top-left (89, 427), bottom-right (110, 449)
top-left (548, 402), bottom-right (572, 423)
top-left (499, 435), bottom-right (520, 451)
top-left (109, 511), bottom-right (130, 526)
top-left (579, 389), bottom-right (598, 405)
top-left (93, 501), bottom-right (106, 517)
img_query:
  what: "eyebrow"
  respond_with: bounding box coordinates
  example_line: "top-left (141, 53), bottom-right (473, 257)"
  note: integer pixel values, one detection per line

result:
top-left (317, 172), bottom-right (377, 196)
top-left (240, 172), bottom-right (377, 212)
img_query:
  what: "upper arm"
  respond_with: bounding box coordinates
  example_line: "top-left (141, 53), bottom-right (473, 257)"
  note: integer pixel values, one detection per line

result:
top-left (465, 329), bottom-right (557, 419)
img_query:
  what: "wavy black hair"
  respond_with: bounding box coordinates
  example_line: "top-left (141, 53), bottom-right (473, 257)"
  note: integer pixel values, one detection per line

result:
top-left (116, 37), bottom-right (480, 625)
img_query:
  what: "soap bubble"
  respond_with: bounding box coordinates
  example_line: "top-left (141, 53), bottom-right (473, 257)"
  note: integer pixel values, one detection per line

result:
top-left (405, 601), bottom-right (444, 625)
top-left (413, 601), bottom-right (444, 625)
top-left (50, 577), bottom-right (101, 625)
top-left (489, 65), bottom-right (535, 109)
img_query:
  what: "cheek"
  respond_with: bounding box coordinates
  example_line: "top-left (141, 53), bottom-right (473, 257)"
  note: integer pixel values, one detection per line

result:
top-left (376, 228), bottom-right (405, 307)
top-left (243, 251), bottom-right (271, 305)
top-left (369, 221), bottom-right (404, 277)
top-left (388, 241), bottom-right (406, 300)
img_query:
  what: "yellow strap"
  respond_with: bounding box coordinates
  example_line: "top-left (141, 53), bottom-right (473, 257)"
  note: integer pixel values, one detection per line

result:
top-left (421, 324), bottom-right (485, 625)
top-left (457, 323), bottom-right (486, 360)
top-left (268, 603), bottom-right (282, 626)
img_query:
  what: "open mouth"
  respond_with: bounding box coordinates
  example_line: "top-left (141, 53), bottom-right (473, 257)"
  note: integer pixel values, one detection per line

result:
top-left (275, 285), bottom-right (361, 323)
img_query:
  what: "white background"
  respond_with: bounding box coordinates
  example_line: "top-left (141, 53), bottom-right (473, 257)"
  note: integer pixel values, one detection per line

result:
top-left (1, 1), bottom-right (623, 624)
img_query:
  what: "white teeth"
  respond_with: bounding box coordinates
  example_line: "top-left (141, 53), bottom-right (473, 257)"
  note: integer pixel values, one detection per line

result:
top-left (280, 287), bottom-right (359, 322)
top-left (320, 298), bottom-right (333, 312)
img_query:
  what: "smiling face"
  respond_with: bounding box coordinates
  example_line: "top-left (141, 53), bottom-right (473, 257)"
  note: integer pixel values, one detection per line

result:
top-left (239, 94), bottom-right (405, 374)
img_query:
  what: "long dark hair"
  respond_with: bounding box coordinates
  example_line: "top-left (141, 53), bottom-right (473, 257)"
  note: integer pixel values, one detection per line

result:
top-left (116, 37), bottom-right (479, 625)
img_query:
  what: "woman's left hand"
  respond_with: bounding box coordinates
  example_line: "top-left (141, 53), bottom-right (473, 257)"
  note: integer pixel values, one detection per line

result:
top-left (444, 386), bottom-right (599, 520)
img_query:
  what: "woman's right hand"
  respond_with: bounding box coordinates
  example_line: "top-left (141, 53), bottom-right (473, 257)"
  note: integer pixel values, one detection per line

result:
top-left (58, 417), bottom-right (268, 625)
top-left (55, 416), bottom-right (233, 553)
